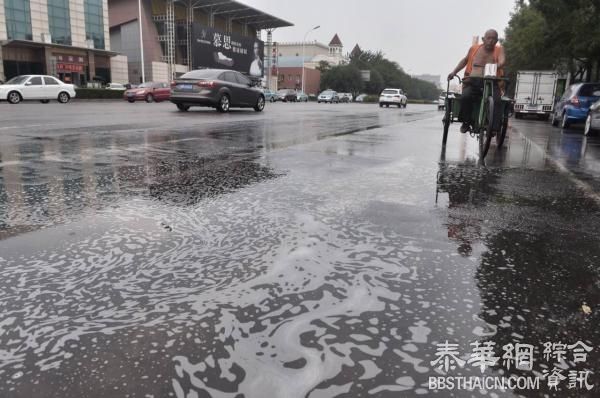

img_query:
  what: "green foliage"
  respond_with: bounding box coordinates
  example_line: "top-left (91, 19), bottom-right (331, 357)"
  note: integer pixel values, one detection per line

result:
top-left (320, 64), bottom-right (364, 96)
top-left (504, 0), bottom-right (600, 82)
top-left (75, 88), bottom-right (125, 99)
top-left (316, 61), bottom-right (331, 72)
top-left (347, 49), bottom-right (439, 100)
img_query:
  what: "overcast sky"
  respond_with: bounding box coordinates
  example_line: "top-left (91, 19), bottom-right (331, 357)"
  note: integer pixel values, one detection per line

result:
top-left (242, 0), bottom-right (515, 83)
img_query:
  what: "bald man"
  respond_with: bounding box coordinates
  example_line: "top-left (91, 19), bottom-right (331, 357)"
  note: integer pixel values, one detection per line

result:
top-left (448, 29), bottom-right (505, 135)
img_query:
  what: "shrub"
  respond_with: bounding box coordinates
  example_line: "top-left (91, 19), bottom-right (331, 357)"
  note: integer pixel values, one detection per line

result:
top-left (75, 88), bottom-right (125, 99)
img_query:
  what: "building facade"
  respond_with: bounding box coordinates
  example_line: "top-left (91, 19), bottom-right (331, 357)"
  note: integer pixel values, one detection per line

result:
top-left (273, 34), bottom-right (351, 95)
top-left (0, 0), bottom-right (117, 84)
top-left (109, 0), bottom-right (292, 84)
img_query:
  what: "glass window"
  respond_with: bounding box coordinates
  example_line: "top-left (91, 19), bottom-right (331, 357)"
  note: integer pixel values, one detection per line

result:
top-left (6, 75), bottom-right (30, 84)
top-left (84, 0), bottom-right (105, 49)
top-left (44, 76), bottom-right (60, 85)
top-left (235, 73), bottom-right (251, 86)
top-left (5, 0), bottom-right (33, 40)
top-left (48, 4), bottom-right (71, 46)
top-left (579, 84), bottom-right (600, 97)
top-left (223, 72), bottom-right (237, 83)
top-left (29, 77), bottom-right (43, 85)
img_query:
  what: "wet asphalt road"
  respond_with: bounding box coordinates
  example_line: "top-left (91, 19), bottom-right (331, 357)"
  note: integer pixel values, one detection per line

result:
top-left (1, 101), bottom-right (600, 397)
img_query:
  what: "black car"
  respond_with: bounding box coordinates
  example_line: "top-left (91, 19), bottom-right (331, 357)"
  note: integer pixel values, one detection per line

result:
top-left (170, 69), bottom-right (265, 113)
top-left (275, 89), bottom-right (297, 102)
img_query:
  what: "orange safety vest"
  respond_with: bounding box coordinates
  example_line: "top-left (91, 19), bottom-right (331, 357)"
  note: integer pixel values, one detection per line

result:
top-left (465, 44), bottom-right (503, 77)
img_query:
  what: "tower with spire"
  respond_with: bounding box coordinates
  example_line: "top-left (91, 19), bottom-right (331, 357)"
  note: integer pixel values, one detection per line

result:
top-left (328, 34), bottom-right (343, 61)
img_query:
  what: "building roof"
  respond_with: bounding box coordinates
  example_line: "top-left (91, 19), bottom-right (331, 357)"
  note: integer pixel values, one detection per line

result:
top-left (276, 41), bottom-right (329, 50)
top-left (2, 39), bottom-right (119, 56)
top-left (277, 56), bottom-right (312, 68)
top-left (329, 34), bottom-right (342, 47)
top-left (191, 0), bottom-right (293, 30)
top-left (350, 44), bottom-right (361, 57)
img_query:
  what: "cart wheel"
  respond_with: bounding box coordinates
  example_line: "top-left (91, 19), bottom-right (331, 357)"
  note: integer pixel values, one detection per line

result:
top-left (442, 104), bottom-right (451, 145)
top-left (481, 97), bottom-right (494, 159)
top-left (497, 109), bottom-right (509, 148)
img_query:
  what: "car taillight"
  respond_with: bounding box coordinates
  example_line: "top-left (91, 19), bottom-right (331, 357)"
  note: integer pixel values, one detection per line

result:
top-left (570, 96), bottom-right (580, 107)
top-left (197, 80), bottom-right (215, 88)
top-left (170, 81), bottom-right (177, 88)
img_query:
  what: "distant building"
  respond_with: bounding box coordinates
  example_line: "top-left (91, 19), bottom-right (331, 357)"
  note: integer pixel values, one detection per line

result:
top-left (413, 74), bottom-right (442, 89)
top-left (274, 33), bottom-right (352, 94)
top-left (109, 0), bottom-right (292, 84)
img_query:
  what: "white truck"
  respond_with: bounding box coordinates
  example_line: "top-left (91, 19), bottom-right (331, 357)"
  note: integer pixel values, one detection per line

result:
top-left (513, 71), bottom-right (562, 120)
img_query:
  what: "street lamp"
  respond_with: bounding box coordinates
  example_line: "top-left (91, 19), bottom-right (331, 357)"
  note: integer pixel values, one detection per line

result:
top-left (301, 25), bottom-right (320, 95)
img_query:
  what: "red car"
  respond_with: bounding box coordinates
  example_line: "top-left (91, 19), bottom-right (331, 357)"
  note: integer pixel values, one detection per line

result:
top-left (124, 82), bottom-right (171, 103)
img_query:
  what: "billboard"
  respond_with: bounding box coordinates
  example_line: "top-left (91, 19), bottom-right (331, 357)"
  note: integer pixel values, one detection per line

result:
top-left (191, 24), bottom-right (264, 77)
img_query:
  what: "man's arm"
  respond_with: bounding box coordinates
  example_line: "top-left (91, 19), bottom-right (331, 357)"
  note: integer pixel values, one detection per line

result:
top-left (447, 49), bottom-right (470, 80)
top-left (497, 46), bottom-right (506, 70)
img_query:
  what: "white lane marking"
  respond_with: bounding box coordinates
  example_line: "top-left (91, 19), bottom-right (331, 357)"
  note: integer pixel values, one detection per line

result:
top-left (513, 125), bottom-right (600, 206)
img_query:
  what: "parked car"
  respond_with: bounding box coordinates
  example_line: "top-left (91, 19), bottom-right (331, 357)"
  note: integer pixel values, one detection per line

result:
top-left (106, 82), bottom-right (126, 90)
top-left (170, 69), bottom-right (265, 113)
top-left (124, 82), bottom-right (171, 103)
top-left (296, 91), bottom-right (309, 102)
top-left (551, 82), bottom-right (600, 128)
top-left (379, 88), bottom-right (407, 108)
top-left (318, 90), bottom-right (339, 103)
top-left (275, 89), bottom-right (297, 102)
top-left (339, 93), bottom-right (353, 103)
top-left (0, 75), bottom-right (75, 104)
top-left (262, 88), bottom-right (277, 102)
top-left (584, 99), bottom-right (600, 136)
top-left (355, 94), bottom-right (368, 102)
top-left (437, 92), bottom-right (456, 110)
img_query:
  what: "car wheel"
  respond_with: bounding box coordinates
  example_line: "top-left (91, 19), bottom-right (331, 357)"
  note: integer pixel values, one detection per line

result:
top-left (386, 104), bottom-right (389, 108)
top-left (584, 114), bottom-right (595, 136)
top-left (561, 112), bottom-right (570, 129)
top-left (379, 103), bottom-right (383, 108)
top-left (270, 97), bottom-right (275, 102)
top-left (254, 95), bottom-right (265, 112)
top-left (7, 91), bottom-right (22, 104)
top-left (57, 92), bottom-right (70, 103)
top-left (317, 101), bottom-right (321, 103)
top-left (217, 94), bottom-right (230, 112)
top-left (176, 103), bottom-right (190, 112)
top-left (40, 99), bottom-right (50, 104)
top-left (145, 94), bottom-right (154, 103)
top-left (551, 111), bottom-right (559, 126)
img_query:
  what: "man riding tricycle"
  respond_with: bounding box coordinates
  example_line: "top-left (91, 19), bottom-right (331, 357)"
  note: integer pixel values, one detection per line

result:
top-left (442, 29), bottom-right (513, 159)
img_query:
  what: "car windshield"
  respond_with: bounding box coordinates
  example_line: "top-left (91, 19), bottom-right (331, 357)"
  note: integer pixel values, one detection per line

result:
top-left (6, 76), bottom-right (30, 85)
top-left (321, 91), bottom-right (333, 95)
top-left (137, 83), bottom-right (152, 88)
top-left (382, 89), bottom-right (399, 95)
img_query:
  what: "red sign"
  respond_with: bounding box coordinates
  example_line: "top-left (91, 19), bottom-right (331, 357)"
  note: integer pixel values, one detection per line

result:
top-left (57, 63), bottom-right (84, 72)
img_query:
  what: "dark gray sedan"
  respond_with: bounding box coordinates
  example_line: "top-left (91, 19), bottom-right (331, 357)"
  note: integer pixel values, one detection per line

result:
top-left (170, 69), bottom-right (265, 113)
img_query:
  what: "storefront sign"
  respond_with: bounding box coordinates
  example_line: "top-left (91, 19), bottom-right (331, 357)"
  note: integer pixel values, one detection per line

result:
top-left (57, 63), bottom-right (84, 72)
